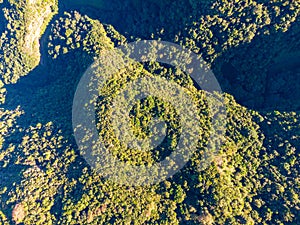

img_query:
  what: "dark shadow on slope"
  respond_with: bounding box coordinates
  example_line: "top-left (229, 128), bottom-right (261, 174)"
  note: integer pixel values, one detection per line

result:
top-left (0, 0), bottom-right (8, 34)
top-left (263, 51), bottom-right (300, 111)
top-left (211, 20), bottom-right (300, 112)
top-left (58, 0), bottom-right (215, 40)
top-left (4, 50), bottom-right (93, 139)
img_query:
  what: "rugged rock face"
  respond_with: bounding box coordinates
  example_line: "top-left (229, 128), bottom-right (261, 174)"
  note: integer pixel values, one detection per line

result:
top-left (23, 0), bottom-right (55, 58)
top-left (0, 0), bottom-right (58, 84)
top-left (12, 203), bottom-right (26, 224)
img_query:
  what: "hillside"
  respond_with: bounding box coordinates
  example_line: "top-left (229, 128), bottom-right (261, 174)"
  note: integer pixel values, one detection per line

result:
top-left (0, 0), bottom-right (299, 224)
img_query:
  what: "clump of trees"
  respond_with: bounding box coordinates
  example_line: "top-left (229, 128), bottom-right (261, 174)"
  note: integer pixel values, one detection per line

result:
top-left (48, 11), bottom-right (114, 59)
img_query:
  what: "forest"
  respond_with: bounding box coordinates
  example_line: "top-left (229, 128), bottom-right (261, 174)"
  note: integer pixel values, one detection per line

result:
top-left (0, 0), bottom-right (299, 224)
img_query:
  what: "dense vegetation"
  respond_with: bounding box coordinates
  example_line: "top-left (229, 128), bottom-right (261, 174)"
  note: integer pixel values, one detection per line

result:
top-left (0, 0), bottom-right (299, 224)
